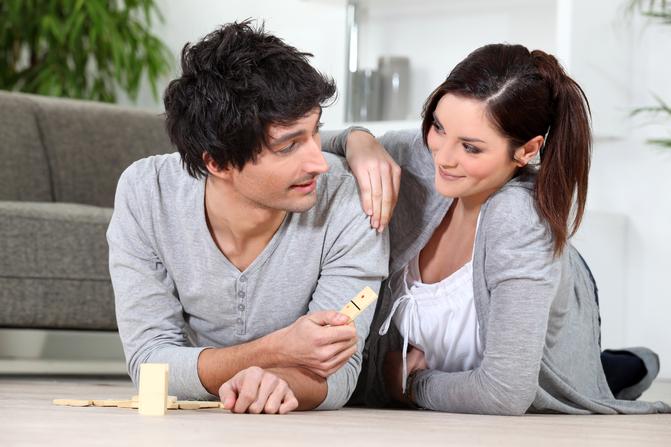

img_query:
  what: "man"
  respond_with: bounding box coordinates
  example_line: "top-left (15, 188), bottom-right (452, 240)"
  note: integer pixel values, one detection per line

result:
top-left (106, 21), bottom-right (388, 414)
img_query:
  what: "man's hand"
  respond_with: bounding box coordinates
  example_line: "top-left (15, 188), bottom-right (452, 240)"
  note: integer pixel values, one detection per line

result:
top-left (219, 366), bottom-right (299, 414)
top-left (345, 130), bottom-right (401, 233)
top-left (275, 310), bottom-right (358, 378)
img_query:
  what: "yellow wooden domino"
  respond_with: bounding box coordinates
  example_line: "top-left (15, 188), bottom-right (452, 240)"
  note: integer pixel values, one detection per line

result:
top-left (138, 363), bottom-right (169, 416)
top-left (339, 286), bottom-right (378, 321)
top-left (52, 399), bottom-right (92, 407)
top-left (177, 401), bottom-right (220, 410)
top-left (92, 399), bottom-right (121, 407)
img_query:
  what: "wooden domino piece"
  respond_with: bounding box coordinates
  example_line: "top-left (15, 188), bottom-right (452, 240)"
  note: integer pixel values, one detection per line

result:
top-left (138, 363), bottom-right (169, 416)
top-left (177, 401), bottom-right (220, 410)
top-left (92, 399), bottom-right (123, 407)
top-left (52, 399), bottom-right (92, 407)
top-left (339, 286), bottom-right (378, 321)
top-left (117, 400), bottom-right (139, 409)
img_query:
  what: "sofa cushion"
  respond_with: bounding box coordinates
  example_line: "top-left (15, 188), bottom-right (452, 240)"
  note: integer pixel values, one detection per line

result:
top-left (0, 91), bottom-right (53, 202)
top-left (33, 95), bottom-right (173, 208)
top-left (0, 201), bottom-right (116, 330)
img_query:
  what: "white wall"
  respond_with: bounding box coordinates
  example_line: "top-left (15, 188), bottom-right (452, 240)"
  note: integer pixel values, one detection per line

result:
top-left (112, 0), bottom-right (671, 379)
top-left (116, 0), bottom-right (348, 126)
top-left (586, 11), bottom-right (671, 378)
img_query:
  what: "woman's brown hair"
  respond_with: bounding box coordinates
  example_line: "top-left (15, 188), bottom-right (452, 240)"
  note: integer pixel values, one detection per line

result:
top-left (421, 44), bottom-right (591, 255)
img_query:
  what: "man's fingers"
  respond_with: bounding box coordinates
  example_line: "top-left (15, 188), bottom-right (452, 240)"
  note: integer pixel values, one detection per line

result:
top-left (278, 390), bottom-right (299, 414)
top-left (233, 368), bottom-right (262, 413)
top-left (321, 343), bottom-right (358, 376)
top-left (308, 310), bottom-right (350, 327)
top-left (318, 325), bottom-right (357, 345)
top-left (247, 372), bottom-right (279, 414)
top-left (218, 381), bottom-right (237, 411)
top-left (263, 381), bottom-right (289, 414)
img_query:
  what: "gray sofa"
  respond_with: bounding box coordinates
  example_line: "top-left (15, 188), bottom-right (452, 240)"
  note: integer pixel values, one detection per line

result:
top-left (0, 90), bottom-right (172, 330)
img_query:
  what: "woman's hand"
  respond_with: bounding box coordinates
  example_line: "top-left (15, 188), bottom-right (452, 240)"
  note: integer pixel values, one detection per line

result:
top-left (345, 130), bottom-right (401, 233)
top-left (383, 346), bottom-right (427, 402)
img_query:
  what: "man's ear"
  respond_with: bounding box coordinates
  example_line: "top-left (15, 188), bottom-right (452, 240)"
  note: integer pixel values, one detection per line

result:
top-left (513, 135), bottom-right (543, 167)
top-left (202, 152), bottom-right (231, 179)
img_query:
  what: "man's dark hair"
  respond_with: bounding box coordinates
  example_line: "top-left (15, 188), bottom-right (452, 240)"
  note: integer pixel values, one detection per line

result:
top-left (163, 20), bottom-right (337, 178)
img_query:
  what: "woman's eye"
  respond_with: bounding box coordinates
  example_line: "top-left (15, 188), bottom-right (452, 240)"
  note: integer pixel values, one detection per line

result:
top-left (432, 121), bottom-right (445, 134)
top-left (463, 143), bottom-right (481, 154)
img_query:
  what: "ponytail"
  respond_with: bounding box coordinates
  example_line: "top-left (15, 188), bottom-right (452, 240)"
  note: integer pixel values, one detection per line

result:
top-left (531, 50), bottom-right (591, 255)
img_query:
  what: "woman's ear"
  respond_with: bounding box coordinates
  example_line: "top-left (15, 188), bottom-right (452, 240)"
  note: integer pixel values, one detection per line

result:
top-left (514, 136), bottom-right (544, 167)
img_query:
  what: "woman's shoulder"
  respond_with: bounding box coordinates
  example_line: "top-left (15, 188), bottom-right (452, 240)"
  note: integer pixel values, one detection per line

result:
top-left (379, 129), bottom-right (431, 171)
top-left (485, 171), bottom-right (538, 223)
top-left (481, 171), bottom-right (552, 248)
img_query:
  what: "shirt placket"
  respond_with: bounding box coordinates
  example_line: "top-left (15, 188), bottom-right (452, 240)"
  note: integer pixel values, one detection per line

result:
top-left (236, 274), bottom-right (247, 335)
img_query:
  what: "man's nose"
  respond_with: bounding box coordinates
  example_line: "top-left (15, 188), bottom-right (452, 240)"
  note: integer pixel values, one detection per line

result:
top-left (304, 135), bottom-right (329, 174)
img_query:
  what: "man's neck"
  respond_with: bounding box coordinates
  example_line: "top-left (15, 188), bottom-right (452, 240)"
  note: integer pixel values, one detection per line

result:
top-left (204, 175), bottom-right (286, 267)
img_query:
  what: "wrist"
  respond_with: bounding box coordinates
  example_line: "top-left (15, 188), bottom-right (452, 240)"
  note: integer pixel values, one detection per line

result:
top-left (403, 368), bottom-right (424, 409)
top-left (259, 328), bottom-right (288, 368)
top-left (345, 126), bottom-right (375, 156)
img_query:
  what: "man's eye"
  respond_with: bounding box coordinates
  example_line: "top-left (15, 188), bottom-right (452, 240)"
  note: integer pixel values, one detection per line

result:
top-left (279, 142), bottom-right (297, 154)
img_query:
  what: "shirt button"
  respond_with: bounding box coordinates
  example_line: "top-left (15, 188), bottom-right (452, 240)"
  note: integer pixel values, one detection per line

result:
top-left (238, 291), bottom-right (245, 298)
top-left (236, 318), bottom-right (243, 324)
top-left (239, 276), bottom-right (247, 283)
top-left (238, 304), bottom-right (245, 311)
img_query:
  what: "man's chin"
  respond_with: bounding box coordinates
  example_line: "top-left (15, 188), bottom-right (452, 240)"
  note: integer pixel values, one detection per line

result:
top-left (283, 192), bottom-right (318, 213)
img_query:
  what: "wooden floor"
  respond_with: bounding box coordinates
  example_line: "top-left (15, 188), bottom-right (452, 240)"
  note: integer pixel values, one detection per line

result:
top-left (1, 376), bottom-right (670, 446)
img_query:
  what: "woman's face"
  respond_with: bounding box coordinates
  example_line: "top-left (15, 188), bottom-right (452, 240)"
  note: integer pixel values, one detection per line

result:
top-left (426, 93), bottom-right (522, 205)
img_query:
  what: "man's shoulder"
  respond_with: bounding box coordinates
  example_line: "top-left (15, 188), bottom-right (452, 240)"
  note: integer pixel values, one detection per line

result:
top-left (318, 153), bottom-right (359, 208)
top-left (118, 152), bottom-right (192, 198)
top-left (121, 152), bottom-right (183, 184)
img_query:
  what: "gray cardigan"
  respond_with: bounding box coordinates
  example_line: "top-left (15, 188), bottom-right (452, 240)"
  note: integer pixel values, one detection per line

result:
top-left (323, 128), bottom-right (671, 415)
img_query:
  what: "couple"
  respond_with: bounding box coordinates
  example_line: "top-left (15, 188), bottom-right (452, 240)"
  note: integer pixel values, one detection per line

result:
top-left (107, 20), bottom-right (670, 415)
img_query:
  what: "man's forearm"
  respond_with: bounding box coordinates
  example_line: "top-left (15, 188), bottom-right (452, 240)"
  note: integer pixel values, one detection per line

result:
top-left (268, 367), bottom-right (327, 410)
top-left (197, 332), bottom-right (283, 395)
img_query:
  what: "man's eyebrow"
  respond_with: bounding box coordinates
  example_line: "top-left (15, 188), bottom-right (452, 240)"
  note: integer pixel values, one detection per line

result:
top-left (269, 109), bottom-right (323, 145)
top-left (270, 130), bottom-right (303, 145)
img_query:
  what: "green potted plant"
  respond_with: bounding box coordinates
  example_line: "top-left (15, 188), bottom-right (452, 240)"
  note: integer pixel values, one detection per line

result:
top-left (0, 0), bottom-right (172, 102)
top-left (629, 0), bottom-right (671, 148)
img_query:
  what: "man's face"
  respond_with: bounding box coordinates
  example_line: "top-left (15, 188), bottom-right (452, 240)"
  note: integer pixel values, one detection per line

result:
top-left (228, 107), bottom-right (329, 213)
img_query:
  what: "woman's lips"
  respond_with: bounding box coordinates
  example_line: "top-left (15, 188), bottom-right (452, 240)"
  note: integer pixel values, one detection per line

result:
top-left (438, 169), bottom-right (464, 181)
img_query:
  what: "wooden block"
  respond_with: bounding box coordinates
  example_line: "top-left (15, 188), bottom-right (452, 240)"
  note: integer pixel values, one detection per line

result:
top-left (138, 363), bottom-right (169, 416)
top-left (177, 401), bottom-right (201, 410)
top-left (117, 400), bottom-right (139, 409)
top-left (177, 401), bottom-right (220, 410)
top-left (339, 286), bottom-right (378, 321)
top-left (52, 399), bottom-right (92, 407)
top-left (92, 399), bottom-right (122, 407)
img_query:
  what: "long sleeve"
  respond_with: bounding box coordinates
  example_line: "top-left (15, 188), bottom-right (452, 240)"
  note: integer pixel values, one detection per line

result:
top-left (106, 162), bottom-right (212, 400)
top-left (310, 175), bottom-right (390, 409)
top-left (320, 126), bottom-right (377, 158)
top-left (412, 186), bottom-right (561, 415)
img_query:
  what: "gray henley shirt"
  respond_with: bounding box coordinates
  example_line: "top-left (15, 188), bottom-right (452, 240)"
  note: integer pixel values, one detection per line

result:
top-left (106, 151), bottom-right (389, 410)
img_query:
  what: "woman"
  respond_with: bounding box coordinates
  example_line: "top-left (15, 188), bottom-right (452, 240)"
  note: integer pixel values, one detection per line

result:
top-left (322, 44), bottom-right (670, 414)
